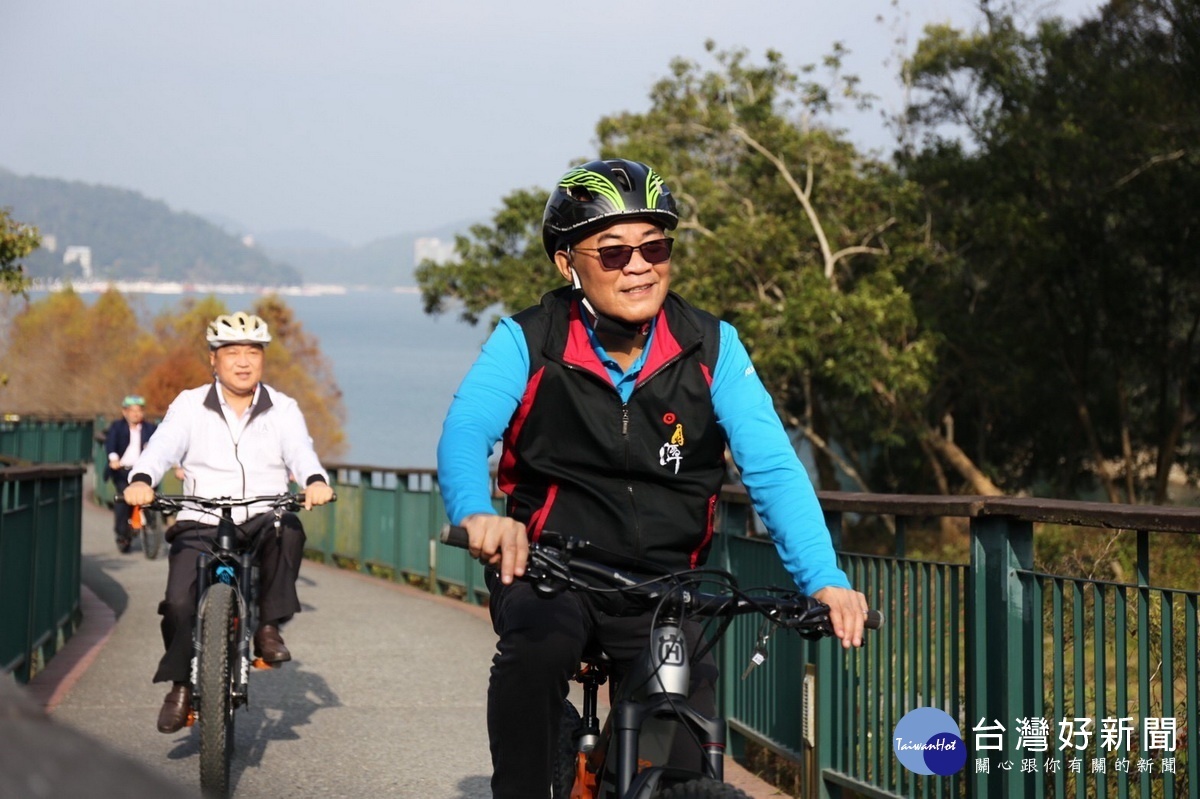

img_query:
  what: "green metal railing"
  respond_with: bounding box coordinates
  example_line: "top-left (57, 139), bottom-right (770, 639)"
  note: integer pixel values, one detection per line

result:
top-left (0, 415), bottom-right (95, 465)
top-left (303, 467), bottom-right (1198, 799)
top-left (14, 413), bottom-right (1193, 799)
top-left (0, 464), bottom-right (85, 683)
top-left (801, 493), bottom-right (1200, 799)
top-left (301, 465), bottom-right (501, 601)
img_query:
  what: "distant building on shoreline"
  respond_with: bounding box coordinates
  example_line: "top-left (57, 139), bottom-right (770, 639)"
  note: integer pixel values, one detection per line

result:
top-left (414, 237), bottom-right (456, 266)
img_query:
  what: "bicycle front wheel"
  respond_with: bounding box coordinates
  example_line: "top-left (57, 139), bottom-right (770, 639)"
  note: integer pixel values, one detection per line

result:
top-left (198, 583), bottom-right (238, 798)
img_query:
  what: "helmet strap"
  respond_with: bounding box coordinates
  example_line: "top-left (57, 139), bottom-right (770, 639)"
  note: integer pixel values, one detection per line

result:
top-left (578, 294), bottom-right (650, 343)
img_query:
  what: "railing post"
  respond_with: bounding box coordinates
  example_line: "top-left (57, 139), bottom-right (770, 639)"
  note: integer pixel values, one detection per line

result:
top-left (969, 514), bottom-right (1034, 798)
top-left (817, 509), bottom-right (844, 799)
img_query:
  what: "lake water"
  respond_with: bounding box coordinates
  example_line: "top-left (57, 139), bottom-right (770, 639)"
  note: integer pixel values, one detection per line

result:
top-left (62, 289), bottom-right (492, 469)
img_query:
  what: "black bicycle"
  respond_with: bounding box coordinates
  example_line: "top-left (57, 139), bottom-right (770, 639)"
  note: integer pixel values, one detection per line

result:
top-left (144, 492), bottom-right (330, 798)
top-left (441, 526), bottom-right (882, 799)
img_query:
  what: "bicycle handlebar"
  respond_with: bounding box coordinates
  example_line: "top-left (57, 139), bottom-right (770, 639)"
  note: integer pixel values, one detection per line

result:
top-left (440, 525), bottom-right (883, 635)
top-left (147, 492), bottom-right (337, 515)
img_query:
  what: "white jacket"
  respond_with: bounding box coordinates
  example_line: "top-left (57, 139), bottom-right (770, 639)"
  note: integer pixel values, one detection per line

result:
top-left (131, 381), bottom-right (329, 523)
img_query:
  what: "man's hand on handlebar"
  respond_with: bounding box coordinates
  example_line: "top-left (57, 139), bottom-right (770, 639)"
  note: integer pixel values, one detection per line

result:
top-left (813, 586), bottom-right (870, 649)
top-left (303, 481), bottom-right (335, 510)
top-left (123, 482), bottom-right (155, 507)
top-left (458, 513), bottom-right (529, 586)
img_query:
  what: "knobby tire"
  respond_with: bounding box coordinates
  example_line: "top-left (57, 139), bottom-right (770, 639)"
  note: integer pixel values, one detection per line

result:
top-left (552, 699), bottom-right (583, 799)
top-left (198, 583), bottom-right (237, 798)
top-left (141, 510), bottom-right (162, 560)
top-left (652, 778), bottom-right (752, 798)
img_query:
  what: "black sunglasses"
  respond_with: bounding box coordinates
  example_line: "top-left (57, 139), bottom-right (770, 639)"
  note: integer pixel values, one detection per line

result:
top-left (572, 237), bottom-right (674, 270)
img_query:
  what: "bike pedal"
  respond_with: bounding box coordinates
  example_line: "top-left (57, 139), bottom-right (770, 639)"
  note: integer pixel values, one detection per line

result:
top-left (186, 710), bottom-right (197, 727)
top-left (252, 657), bottom-right (280, 670)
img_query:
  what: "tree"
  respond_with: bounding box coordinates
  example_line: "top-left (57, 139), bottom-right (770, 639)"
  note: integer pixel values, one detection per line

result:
top-left (0, 287), bottom-right (157, 413)
top-left (1, 208), bottom-right (40, 294)
top-left (0, 292), bottom-right (347, 460)
top-left (903, 0), bottom-right (1200, 502)
top-left (138, 296), bottom-right (228, 415)
top-left (416, 188), bottom-right (556, 325)
top-left (251, 295), bottom-right (346, 459)
top-left (417, 44), bottom-right (997, 496)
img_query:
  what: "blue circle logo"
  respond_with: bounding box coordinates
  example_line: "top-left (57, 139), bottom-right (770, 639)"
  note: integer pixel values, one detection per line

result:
top-left (893, 707), bottom-right (967, 776)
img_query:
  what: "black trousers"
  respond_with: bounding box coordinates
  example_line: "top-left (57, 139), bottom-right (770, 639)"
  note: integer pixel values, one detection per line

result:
top-left (485, 574), bottom-right (718, 799)
top-left (154, 512), bottom-right (306, 684)
top-left (110, 468), bottom-right (133, 538)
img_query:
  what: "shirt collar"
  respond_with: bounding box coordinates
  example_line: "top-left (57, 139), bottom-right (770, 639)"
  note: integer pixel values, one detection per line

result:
top-left (215, 380), bottom-right (260, 409)
top-left (582, 311), bottom-right (656, 374)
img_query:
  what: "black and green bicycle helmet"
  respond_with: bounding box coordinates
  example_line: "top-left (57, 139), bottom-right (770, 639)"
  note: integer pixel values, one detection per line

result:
top-left (541, 159), bottom-right (678, 261)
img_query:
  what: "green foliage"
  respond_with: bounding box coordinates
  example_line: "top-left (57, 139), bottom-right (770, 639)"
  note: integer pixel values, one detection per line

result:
top-left (903, 0), bottom-right (1200, 502)
top-left (415, 188), bottom-right (556, 325)
top-left (0, 169), bottom-right (300, 285)
top-left (417, 44), bottom-right (954, 494)
top-left (0, 207), bottom-right (40, 294)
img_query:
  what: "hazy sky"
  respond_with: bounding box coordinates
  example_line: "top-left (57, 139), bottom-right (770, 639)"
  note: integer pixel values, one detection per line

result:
top-left (2, 0), bottom-right (1100, 246)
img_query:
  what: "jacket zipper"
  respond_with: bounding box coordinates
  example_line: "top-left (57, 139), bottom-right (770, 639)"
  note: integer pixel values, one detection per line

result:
top-left (561, 341), bottom-right (700, 558)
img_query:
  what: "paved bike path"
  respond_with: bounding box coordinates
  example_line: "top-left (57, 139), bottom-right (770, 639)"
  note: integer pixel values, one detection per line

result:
top-left (18, 479), bottom-right (781, 798)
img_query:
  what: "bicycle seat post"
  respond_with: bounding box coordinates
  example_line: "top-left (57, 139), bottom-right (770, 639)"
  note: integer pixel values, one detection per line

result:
top-left (576, 664), bottom-right (606, 752)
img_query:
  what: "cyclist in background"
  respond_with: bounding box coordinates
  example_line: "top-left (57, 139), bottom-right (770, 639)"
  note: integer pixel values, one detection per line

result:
top-left (124, 312), bottom-right (334, 734)
top-left (437, 159), bottom-right (869, 798)
top-left (104, 395), bottom-right (157, 553)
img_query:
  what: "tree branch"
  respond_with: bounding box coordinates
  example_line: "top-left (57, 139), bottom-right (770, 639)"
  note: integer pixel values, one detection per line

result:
top-left (1113, 149), bottom-right (1187, 189)
top-left (728, 123), bottom-right (839, 284)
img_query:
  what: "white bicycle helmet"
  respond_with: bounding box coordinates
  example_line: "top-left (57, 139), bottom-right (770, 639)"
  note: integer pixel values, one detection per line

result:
top-left (206, 312), bottom-right (272, 349)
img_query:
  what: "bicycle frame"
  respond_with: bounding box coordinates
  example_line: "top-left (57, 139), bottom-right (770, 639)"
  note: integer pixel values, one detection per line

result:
top-left (579, 601), bottom-right (732, 798)
top-left (190, 506), bottom-right (271, 709)
top-left (440, 525), bottom-right (879, 799)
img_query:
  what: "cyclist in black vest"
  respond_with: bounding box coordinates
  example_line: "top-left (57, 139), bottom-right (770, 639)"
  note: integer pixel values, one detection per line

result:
top-left (438, 159), bottom-right (868, 799)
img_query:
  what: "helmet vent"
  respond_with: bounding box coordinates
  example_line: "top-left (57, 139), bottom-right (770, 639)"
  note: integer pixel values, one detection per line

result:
top-left (568, 186), bottom-right (594, 202)
top-left (610, 166), bottom-right (632, 192)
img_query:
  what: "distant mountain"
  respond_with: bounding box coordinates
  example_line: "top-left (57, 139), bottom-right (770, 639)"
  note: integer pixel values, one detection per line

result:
top-left (253, 229), bottom-right (352, 251)
top-left (0, 168), bottom-right (301, 285)
top-left (259, 220), bottom-right (471, 288)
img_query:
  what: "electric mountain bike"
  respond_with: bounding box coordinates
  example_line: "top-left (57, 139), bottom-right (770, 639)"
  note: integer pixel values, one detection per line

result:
top-left (139, 492), bottom-right (331, 799)
top-left (441, 526), bottom-right (882, 799)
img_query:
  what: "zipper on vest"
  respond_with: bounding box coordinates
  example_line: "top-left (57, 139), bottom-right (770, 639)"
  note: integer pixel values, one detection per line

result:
top-left (633, 340), bottom-right (701, 393)
top-left (620, 405), bottom-right (642, 552)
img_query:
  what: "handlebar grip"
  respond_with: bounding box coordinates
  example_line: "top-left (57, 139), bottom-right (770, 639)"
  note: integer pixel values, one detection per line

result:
top-left (441, 525), bottom-right (470, 549)
top-left (865, 609), bottom-right (885, 630)
top-left (130, 504), bottom-right (143, 530)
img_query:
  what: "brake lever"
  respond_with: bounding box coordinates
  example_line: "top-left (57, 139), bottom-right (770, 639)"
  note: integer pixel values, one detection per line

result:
top-left (773, 594), bottom-right (834, 640)
top-left (525, 546), bottom-right (573, 598)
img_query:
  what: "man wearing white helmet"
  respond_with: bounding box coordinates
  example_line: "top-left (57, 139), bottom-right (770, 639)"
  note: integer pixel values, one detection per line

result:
top-left (124, 311), bottom-right (335, 734)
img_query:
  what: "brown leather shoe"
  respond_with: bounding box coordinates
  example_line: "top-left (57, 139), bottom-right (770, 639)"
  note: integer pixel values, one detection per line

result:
top-left (156, 682), bottom-right (192, 733)
top-left (253, 624), bottom-right (291, 663)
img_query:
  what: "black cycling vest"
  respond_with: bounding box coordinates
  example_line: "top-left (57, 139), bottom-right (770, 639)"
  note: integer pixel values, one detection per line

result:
top-left (498, 287), bottom-right (727, 572)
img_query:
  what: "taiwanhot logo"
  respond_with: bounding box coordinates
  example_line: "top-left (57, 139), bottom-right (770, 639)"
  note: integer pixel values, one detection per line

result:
top-left (893, 707), bottom-right (967, 776)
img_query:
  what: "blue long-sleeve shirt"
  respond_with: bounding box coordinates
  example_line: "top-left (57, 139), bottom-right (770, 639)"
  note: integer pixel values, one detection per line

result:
top-left (437, 315), bottom-right (851, 596)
